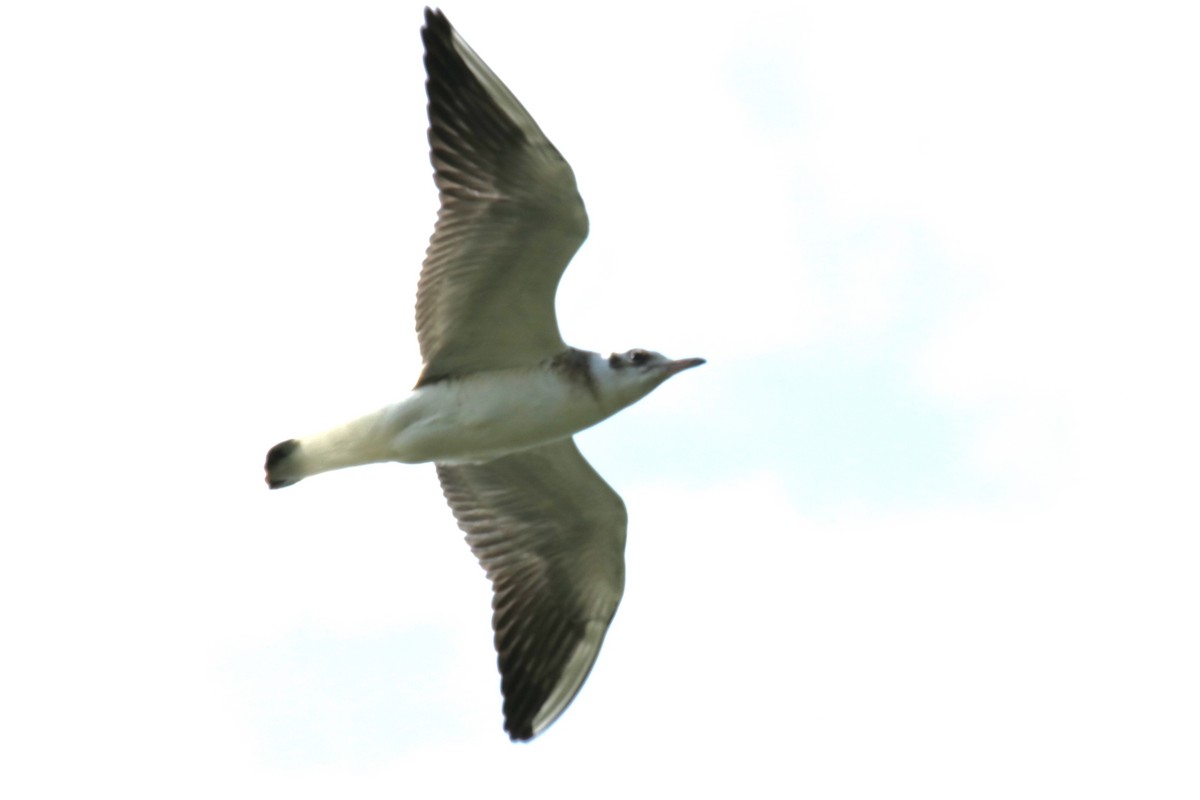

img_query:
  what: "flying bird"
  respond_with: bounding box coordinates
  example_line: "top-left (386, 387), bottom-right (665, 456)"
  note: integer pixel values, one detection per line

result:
top-left (264, 7), bottom-right (704, 741)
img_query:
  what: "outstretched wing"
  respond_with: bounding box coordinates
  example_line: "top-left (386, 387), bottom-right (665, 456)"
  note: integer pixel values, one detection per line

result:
top-left (436, 438), bottom-right (626, 741)
top-left (417, 9), bottom-right (588, 385)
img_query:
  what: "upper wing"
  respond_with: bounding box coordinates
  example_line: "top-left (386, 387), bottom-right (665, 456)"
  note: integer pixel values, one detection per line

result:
top-left (417, 9), bottom-right (588, 385)
top-left (436, 438), bottom-right (627, 741)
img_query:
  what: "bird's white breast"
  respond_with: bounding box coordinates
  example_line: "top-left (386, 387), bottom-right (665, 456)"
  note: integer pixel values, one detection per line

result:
top-left (387, 366), bottom-right (609, 464)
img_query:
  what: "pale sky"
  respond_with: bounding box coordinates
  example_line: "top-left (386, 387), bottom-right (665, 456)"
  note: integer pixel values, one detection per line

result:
top-left (3, 1), bottom-right (1199, 797)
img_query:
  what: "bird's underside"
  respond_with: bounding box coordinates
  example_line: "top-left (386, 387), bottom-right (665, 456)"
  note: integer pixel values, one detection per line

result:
top-left (263, 7), bottom-right (704, 742)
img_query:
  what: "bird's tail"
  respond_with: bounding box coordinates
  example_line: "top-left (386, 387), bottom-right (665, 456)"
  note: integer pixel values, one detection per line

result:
top-left (264, 439), bottom-right (303, 489)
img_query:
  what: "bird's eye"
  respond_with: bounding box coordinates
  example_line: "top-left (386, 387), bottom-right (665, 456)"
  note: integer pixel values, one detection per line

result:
top-left (630, 349), bottom-right (649, 366)
top-left (608, 353), bottom-right (623, 368)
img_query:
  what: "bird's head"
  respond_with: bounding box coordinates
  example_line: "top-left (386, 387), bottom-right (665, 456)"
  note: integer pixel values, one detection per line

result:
top-left (597, 349), bottom-right (706, 408)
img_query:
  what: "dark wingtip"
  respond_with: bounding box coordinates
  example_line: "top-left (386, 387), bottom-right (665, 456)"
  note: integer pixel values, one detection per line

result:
top-left (422, 7), bottom-right (448, 36)
top-left (265, 439), bottom-right (300, 489)
top-left (505, 719), bottom-right (535, 743)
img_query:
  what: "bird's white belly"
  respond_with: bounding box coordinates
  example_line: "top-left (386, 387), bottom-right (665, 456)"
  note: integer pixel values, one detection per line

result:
top-left (389, 370), bottom-right (606, 464)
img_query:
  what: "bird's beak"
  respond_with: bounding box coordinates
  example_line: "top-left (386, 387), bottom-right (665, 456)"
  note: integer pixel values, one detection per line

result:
top-left (662, 357), bottom-right (706, 376)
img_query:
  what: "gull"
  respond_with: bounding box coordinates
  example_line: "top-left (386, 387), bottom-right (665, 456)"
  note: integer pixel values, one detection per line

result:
top-left (264, 7), bottom-right (704, 742)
